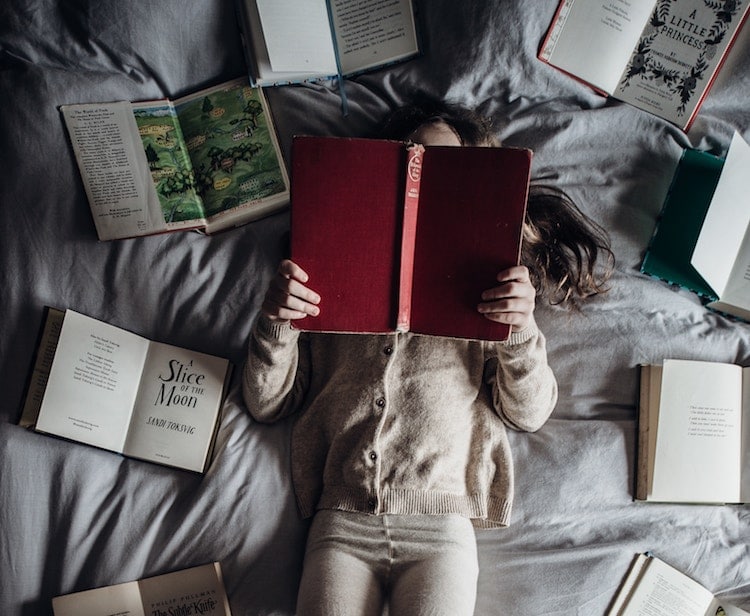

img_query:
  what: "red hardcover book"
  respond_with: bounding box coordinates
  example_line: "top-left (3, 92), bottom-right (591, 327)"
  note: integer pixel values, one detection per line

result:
top-left (290, 136), bottom-right (531, 341)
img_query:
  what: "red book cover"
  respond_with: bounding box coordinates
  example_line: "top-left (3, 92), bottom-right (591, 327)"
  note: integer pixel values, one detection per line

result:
top-left (290, 136), bottom-right (531, 341)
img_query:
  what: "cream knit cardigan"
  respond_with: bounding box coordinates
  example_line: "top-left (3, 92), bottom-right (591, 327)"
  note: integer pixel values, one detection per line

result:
top-left (243, 315), bottom-right (557, 528)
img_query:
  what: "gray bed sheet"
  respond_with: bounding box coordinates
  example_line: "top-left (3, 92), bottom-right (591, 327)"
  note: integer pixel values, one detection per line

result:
top-left (1, 1), bottom-right (749, 614)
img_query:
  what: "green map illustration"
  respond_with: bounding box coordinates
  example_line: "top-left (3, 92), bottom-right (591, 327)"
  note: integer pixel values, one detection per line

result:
top-left (133, 81), bottom-right (286, 223)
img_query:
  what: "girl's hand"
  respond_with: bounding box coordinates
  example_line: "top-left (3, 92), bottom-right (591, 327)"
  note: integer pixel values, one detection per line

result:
top-left (477, 265), bottom-right (535, 332)
top-left (262, 259), bottom-right (321, 322)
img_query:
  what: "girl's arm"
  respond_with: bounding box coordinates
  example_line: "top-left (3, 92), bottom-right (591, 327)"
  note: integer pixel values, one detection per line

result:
top-left (242, 260), bottom-right (321, 423)
top-left (486, 320), bottom-right (558, 432)
top-left (480, 266), bottom-right (557, 431)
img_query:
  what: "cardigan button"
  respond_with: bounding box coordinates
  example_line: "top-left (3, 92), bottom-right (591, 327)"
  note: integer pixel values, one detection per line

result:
top-left (375, 397), bottom-right (386, 408)
top-left (383, 346), bottom-right (393, 355)
top-left (369, 451), bottom-right (377, 461)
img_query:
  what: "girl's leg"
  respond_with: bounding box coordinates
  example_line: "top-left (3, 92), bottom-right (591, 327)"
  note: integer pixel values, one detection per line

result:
top-left (386, 514), bottom-right (478, 616)
top-left (296, 510), bottom-right (387, 616)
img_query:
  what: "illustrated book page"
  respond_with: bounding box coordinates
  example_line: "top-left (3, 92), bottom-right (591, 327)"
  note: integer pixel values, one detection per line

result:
top-left (289, 136), bottom-right (530, 341)
top-left (61, 79), bottom-right (288, 240)
top-left (648, 359), bottom-right (744, 503)
top-left (613, 0), bottom-right (750, 128)
top-left (52, 562), bottom-right (232, 616)
top-left (171, 78), bottom-right (289, 233)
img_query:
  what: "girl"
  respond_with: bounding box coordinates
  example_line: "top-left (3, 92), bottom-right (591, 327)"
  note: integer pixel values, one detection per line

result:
top-left (242, 100), bottom-right (613, 616)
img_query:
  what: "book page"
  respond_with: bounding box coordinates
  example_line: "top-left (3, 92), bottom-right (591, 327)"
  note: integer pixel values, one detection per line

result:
top-left (123, 341), bottom-right (229, 472)
top-left (692, 132), bottom-right (750, 310)
top-left (255, 0), bottom-right (337, 74)
top-left (330, 0), bottom-right (419, 75)
top-left (650, 359), bottom-right (743, 503)
top-left (173, 79), bottom-right (289, 227)
top-left (35, 311), bottom-right (150, 453)
top-left (138, 563), bottom-right (231, 616)
top-left (614, 0), bottom-right (750, 126)
top-left (60, 102), bottom-right (167, 240)
top-left (52, 580), bottom-right (144, 616)
top-left (129, 101), bottom-right (206, 231)
top-left (539, 0), bottom-right (654, 94)
top-left (615, 555), bottom-right (714, 615)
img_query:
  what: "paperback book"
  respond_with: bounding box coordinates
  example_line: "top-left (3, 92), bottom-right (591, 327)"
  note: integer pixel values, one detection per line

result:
top-left (20, 308), bottom-right (232, 473)
top-left (52, 562), bottom-right (232, 616)
top-left (61, 77), bottom-right (289, 240)
top-left (539, 0), bottom-right (750, 129)
top-left (637, 358), bottom-right (750, 504)
top-left (237, 0), bottom-right (420, 86)
top-left (641, 131), bottom-right (750, 321)
top-left (608, 553), bottom-right (749, 615)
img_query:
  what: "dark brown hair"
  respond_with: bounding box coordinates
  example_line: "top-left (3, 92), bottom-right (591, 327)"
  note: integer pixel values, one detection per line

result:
top-left (378, 97), bottom-right (614, 308)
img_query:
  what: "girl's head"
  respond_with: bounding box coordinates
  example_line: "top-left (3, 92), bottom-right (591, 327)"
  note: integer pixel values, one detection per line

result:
top-left (377, 97), bottom-right (614, 309)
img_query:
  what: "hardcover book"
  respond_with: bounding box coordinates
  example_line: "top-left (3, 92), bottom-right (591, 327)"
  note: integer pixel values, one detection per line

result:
top-left (539, 0), bottom-right (750, 130)
top-left (20, 308), bottom-right (232, 473)
top-left (641, 131), bottom-right (750, 321)
top-left (61, 77), bottom-right (289, 240)
top-left (236, 0), bottom-right (420, 86)
top-left (637, 359), bottom-right (750, 504)
top-left (289, 135), bottom-right (531, 341)
top-left (52, 562), bottom-right (232, 616)
top-left (608, 553), bottom-right (749, 615)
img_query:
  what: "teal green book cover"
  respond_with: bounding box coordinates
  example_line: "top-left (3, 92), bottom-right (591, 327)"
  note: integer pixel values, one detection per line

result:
top-left (641, 149), bottom-right (724, 300)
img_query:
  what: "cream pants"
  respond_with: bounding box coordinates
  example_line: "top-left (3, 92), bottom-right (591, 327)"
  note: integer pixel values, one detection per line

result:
top-left (296, 509), bottom-right (479, 616)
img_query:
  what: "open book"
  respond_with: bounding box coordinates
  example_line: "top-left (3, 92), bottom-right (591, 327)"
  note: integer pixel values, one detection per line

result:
top-left (637, 359), bottom-right (750, 504)
top-left (20, 308), bottom-right (232, 473)
top-left (61, 77), bottom-right (289, 240)
top-left (290, 135), bottom-right (531, 341)
top-left (641, 132), bottom-right (750, 321)
top-left (237, 0), bottom-right (420, 87)
top-left (608, 553), bottom-right (749, 616)
top-left (52, 562), bottom-right (232, 616)
top-left (539, 0), bottom-right (750, 130)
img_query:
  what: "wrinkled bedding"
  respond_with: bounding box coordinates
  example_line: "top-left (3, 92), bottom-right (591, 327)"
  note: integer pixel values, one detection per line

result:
top-left (1, 1), bottom-right (749, 614)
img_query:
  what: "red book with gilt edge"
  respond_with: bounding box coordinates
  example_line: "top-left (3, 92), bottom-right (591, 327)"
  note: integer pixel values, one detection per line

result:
top-left (289, 135), bottom-right (531, 341)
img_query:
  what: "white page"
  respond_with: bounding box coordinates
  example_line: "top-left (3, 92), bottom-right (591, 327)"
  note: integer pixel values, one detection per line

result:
top-left (692, 133), bottom-right (750, 308)
top-left (123, 341), bottom-right (229, 472)
top-left (60, 102), bottom-right (166, 240)
top-left (650, 359), bottom-right (743, 503)
top-left (330, 0), bottom-right (419, 75)
top-left (539, 0), bottom-right (654, 94)
top-left (35, 311), bottom-right (150, 453)
top-left (52, 580), bottom-right (144, 616)
top-left (617, 555), bottom-right (714, 616)
top-left (255, 0), bottom-right (337, 74)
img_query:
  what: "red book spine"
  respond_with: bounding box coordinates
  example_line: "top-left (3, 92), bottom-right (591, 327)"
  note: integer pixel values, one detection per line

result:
top-left (396, 143), bottom-right (424, 332)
